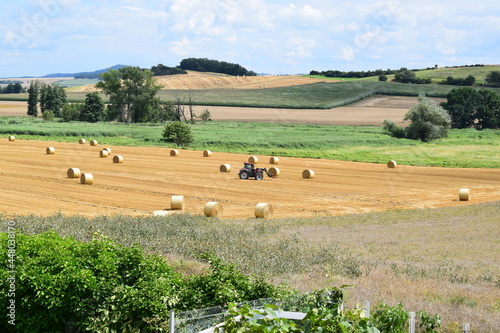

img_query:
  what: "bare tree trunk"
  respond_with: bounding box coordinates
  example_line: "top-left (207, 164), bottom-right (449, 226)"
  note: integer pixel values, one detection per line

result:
top-left (187, 93), bottom-right (195, 123)
top-left (174, 94), bottom-right (188, 123)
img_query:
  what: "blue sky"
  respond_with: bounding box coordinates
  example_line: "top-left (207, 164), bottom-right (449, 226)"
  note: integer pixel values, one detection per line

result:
top-left (1, 0), bottom-right (499, 77)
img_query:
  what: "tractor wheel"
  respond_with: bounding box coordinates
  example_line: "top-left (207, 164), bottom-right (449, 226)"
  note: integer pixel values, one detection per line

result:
top-left (239, 170), bottom-right (250, 180)
top-left (255, 172), bottom-right (263, 181)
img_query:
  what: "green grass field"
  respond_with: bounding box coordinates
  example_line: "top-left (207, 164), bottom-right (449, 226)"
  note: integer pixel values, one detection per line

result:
top-left (1, 117), bottom-right (498, 168)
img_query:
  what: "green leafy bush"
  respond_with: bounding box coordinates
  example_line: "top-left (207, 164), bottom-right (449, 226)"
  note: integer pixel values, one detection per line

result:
top-left (0, 231), bottom-right (280, 332)
top-left (161, 121), bottom-right (194, 146)
top-left (42, 110), bottom-right (55, 121)
top-left (384, 95), bottom-right (451, 142)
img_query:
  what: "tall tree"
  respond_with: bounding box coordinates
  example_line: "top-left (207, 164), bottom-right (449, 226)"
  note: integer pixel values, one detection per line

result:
top-left (80, 92), bottom-right (105, 123)
top-left (39, 84), bottom-right (67, 117)
top-left (441, 87), bottom-right (500, 129)
top-left (440, 87), bottom-right (477, 128)
top-left (96, 66), bottom-right (161, 123)
top-left (27, 81), bottom-right (39, 117)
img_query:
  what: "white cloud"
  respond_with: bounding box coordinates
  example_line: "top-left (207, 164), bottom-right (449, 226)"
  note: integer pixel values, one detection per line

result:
top-left (1, 0), bottom-right (500, 76)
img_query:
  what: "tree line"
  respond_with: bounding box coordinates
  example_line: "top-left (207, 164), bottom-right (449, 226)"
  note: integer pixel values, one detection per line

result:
top-left (384, 86), bottom-right (499, 142)
top-left (310, 68), bottom-right (401, 78)
top-left (0, 82), bottom-right (24, 94)
top-left (26, 66), bottom-right (202, 126)
top-left (179, 57), bottom-right (257, 76)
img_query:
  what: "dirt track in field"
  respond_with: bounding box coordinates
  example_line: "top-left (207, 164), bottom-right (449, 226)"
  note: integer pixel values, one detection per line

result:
top-left (1, 139), bottom-right (498, 218)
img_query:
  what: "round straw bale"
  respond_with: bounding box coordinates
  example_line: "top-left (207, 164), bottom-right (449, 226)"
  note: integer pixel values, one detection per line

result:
top-left (459, 188), bottom-right (470, 201)
top-left (171, 195), bottom-right (184, 210)
top-left (78, 138), bottom-right (86, 144)
top-left (302, 169), bottom-right (315, 179)
top-left (269, 156), bottom-right (279, 165)
top-left (204, 202), bottom-right (223, 218)
top-left (80, 173), bottom-right (93, 185)
top-left (220, 164), bottom-right (231, 173)
top-left (203, 150), bottom-right (212, 157)
top-left (99, 149), bottom-right (108, 158)
top-left (67, 168), bottom-right (81, 178)
top-left (46, 147), bottom-right (55, 154)
top-left (248, 156), bottom-right (258, 164)
top-left (90, 140), bottom-right (98, 146)
top-left (268, 167), bottom-right (280, 177)
top-left (103, 147), bottom-right (112, 154)
top-left (170, 149), bottom-right (179, 156)
top-left (153, 210), bottom-right (169, 216)
top-left (255, 203), bottom-right (273, 219)
top-left (113, 155), bottom-right (123, 163)
top-left (8, 136), bottom-right (15, 141)
top-left (387, 160), bottom-right (397, 168)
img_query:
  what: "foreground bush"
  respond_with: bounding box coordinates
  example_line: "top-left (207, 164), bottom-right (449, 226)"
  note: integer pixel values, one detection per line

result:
top-left (0, 231), bottom-right (278, 332)
top-left (217, 301), bottom-right (441, 333)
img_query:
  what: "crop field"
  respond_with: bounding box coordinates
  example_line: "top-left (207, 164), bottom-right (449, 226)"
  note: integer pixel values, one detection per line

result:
top-left (1, 71), bottom-right (499, 331)
top-left (1, 138), bottom-right (498, 219)
top-left (8, 80), bottom-right (498, 109)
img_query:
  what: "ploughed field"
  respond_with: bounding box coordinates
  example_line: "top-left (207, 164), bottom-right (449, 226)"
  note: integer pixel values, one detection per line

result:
top-left (1, 138), bottom-right (498, 218)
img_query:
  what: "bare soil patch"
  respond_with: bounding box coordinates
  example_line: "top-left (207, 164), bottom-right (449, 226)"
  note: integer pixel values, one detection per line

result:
top-left (1, 138), bottom-right (498, 218)
top-left (0, 101), bottom-right (28, 116)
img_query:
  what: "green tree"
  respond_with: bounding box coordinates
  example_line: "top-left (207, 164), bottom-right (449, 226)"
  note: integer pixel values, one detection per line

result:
top-left (62, 103), bottom-right (83, 122)
top-left (161, 121), bottom-right (193, 146)
top-left (441, 87), bottom-right (500, 129)
top-left (80, 92), bottom-right (105, 123)
top-left (27, 81), bottom-right (39, 117)
top-left (95, 66), bottom-right (162, 123)
top-left (404, 95), bottom-right (451, 142)
top-left (378, 75), bottom-right (388, 82)
top-left (39, 84), bottom-right (67, 117)
top-left (393, 68), bottom-right (416, 83)
top-left (475, 89), bottom-right (500, 129)
top-left (485, 70), bottom-right (500, 87)
top-left (440, 87), bottom-right (477, 128)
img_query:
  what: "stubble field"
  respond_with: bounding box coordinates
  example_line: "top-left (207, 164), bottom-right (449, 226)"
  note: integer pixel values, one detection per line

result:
top-left (1, 138), bottom-right (498, 219)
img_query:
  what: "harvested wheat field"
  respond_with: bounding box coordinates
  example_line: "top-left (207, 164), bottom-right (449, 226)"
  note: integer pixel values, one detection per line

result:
top-left (71, 71), bottom-right (332, 92)
top-left (1, 138), bottom-right (499, 218)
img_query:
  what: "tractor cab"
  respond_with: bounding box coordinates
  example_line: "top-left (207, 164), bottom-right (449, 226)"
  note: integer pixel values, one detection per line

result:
top-left (243, 162), bottom-right (255, 171)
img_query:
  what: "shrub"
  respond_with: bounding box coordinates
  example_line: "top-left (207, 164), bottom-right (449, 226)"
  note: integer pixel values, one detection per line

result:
top-left (404, 95), bottom-right (451, 142)
top-left (0, 231), bottom-right (182, 332)
top-left (485, 70), bottom-right (500, 87)
top-left (383, 120), bottom-right (406, 138)
top-left (62, 103), bottom-right (83, 122)
top-left (199, 108), bottom-right (212, 121)
top-left (42, 110), bottom-right (55, 121)
top-left (161, 121), bottom-right (194, 146)
top-left (0, 232), bottom-right (279, 332)
top-left (371, 303), bottom-right (409, 333)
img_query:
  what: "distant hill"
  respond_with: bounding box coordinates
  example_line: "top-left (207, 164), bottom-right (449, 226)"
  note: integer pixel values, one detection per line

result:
top-left (43, 64), bottom-right (128, 79)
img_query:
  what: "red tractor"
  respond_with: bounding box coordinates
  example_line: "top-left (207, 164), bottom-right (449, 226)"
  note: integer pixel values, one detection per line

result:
top-left (238, 162), bottom-right (273, 180)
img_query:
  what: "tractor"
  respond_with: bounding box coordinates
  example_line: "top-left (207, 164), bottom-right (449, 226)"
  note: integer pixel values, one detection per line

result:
top-left (238, 162), bottom-right (273, 180)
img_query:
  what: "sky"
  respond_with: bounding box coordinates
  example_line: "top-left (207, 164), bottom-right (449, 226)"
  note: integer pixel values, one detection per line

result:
top-left (1, 0), bottom-right (500, 77)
